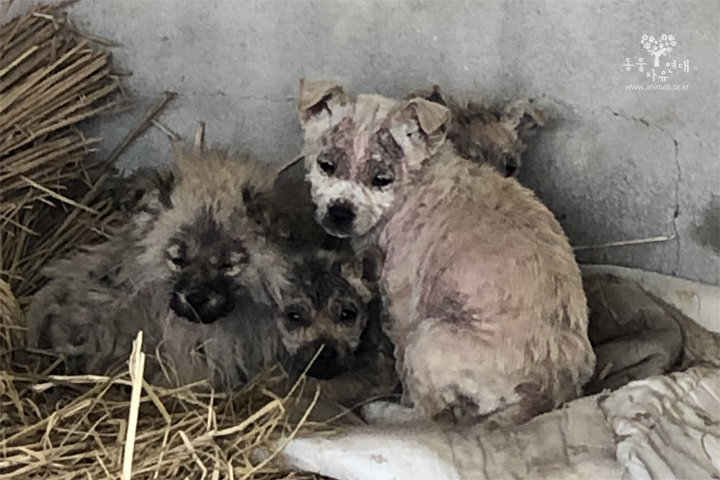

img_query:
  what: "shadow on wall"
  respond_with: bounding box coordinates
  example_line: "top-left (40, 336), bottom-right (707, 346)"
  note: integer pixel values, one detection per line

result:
top-left (692, 195), bottom-right (720, 257)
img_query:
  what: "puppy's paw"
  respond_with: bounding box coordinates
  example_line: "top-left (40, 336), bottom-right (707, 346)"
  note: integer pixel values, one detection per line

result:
top-left (249, 443), bottom-right (295, 470)
top-left (360, 400), bottom-right (420, 425)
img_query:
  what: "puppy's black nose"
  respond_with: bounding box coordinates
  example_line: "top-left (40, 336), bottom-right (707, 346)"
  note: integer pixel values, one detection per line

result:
top-left (318, 345), bottom-right (338, 361)
top-left (327, 202), bottom-right (355, 227)
top-left (174, 279), bottom-right (234, 324)
top-left (307, 344), bottom-right (343, 380)
top-left (187, 291), bottom-right (219, 312)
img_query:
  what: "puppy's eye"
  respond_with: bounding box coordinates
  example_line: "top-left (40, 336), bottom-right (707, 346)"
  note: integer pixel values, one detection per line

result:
top-left (371, 172), bottom-right (394, 188)
top-left (406, 129), bottom-right (423, 140)
top-left (229, 251), bottom-right (248, 264)
top-left (339, 308), bottom-right (358, 324)
top-left (317, 155), bottom-right (336, 175)
top-left (222, 250), bottom-right (248, 277)
top-left (171, 257), bottom-right (186, 267)
top-left (285, 311), bottom-right (306, 326)
top-left (503, 156), bottom-right (518, 177)
top-left (166, 244), bottom-right (187, 271)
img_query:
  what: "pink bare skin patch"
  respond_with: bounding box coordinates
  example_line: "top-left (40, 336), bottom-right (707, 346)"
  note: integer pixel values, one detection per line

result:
top-left (353, 130), bottom-right (370, 166)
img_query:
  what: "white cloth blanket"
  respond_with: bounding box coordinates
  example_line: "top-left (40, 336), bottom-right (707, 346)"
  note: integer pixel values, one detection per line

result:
top-left (272, 266), bottom-right (720, 480)
top-left (279, 367), bottom-right (719, 480)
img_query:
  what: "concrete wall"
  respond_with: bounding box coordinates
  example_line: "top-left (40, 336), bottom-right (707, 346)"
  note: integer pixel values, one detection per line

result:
top-left (8, 0), bottom-right (719, 285)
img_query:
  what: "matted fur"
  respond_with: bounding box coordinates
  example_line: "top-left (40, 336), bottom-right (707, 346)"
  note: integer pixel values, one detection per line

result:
top-left (124, 148), bottom-right (290, 307)
top-left (25, 148), bottom-right (292, 388)
top-left (296, 79), bottom-right (595, 426)
top-left (113, 281), bottom-right (286, 389)
top-left (25, 204), bottom-right (161, 374)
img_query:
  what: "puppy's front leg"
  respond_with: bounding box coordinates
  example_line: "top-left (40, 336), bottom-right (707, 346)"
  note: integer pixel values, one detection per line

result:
top-left (360, 400), bottom-right (424, 425)
top-left (361, 359), bottom-right (428, 426)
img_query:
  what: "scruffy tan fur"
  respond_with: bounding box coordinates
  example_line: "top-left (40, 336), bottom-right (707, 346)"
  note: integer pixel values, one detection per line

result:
top-left (26, 148), bottom-right (291, 389)
top-left (121, 148), bottom-right (290, 306)
top-left (296, 79), bottom-right (595, 426)
top-left (407, 84), bottom-right (546, 177)
top-left (105, 166), bottom-right (175, 215)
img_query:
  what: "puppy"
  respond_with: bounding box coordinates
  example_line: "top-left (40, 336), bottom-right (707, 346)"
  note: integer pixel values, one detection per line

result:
top-left (295, 79), bottom-right (595, 426)
top-left (266, 156), bottom-right (353, 255)
top-left (407, 84), bottom-right (546, 177)
top-left (26, 148), bottom-right (291, 385)
top-left (267, 80), bottom-right (545, 253)
top-left (278, 246), bottom-right (399, 407)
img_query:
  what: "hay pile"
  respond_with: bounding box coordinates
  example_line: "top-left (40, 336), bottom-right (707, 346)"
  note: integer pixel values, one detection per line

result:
top-left (0, 0), bottom-right (127, 364)
top-left (1, 346), bottom-right (323, 479)
top-left (1, 3), bottom-right (330, 478)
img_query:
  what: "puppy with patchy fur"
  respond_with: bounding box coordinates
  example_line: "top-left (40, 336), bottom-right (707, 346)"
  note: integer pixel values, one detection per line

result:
top-left (296, 79), bottom-right (595, 426)
top-left (261, 83), bottom-right (544, 254)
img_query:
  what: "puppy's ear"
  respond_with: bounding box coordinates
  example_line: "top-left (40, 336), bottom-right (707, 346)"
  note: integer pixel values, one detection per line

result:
top-left (396, 97), bottom-right (451, 157)
top-left (497, 101), bottom-right (546, 178)
top-left (297, 78), bottom-right (347, 125)
top-left (155, 170), bottom-right (176, 209)
top-left (342, 245), bottom-right (385, 286)
top-left (406, 84), bottom-right (447, 107)
top-left (241, 184), bottom-right (272, 227)
top-left (501, 100), bottom-right (546, 136)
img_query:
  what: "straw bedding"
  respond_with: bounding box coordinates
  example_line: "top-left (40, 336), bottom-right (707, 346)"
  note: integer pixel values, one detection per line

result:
top-left (1, 3), bottom-right (332, 478)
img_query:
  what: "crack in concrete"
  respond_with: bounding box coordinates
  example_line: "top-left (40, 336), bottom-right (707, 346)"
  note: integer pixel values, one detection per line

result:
top-left (612, 111), bottom-right (682, 274)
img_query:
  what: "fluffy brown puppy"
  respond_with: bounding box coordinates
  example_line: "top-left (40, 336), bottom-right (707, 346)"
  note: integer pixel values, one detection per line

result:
top-left (407, 84), bottom-right (546, 178)
top-left (26, 148), bottom-right (291, 388)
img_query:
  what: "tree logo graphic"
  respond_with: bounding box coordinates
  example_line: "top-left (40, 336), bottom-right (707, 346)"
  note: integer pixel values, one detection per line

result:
top-left (642, 34), bottom-right (676, 67)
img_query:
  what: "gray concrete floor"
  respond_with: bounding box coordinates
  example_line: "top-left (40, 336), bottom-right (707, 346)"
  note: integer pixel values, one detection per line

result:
top-left (7, 0), bottom-right (719, 285)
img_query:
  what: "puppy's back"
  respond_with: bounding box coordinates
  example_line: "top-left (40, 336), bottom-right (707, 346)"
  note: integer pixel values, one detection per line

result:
top-left (385, 151), bottom-right (594, 423)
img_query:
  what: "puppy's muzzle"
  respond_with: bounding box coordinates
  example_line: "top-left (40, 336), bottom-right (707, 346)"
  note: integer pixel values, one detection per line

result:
top-left (171, 278), bottom-right (234, 324)
top-left (305, 343), bottom-right (347, 380)
top-left (323, 200), bottom-right (356, 236)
